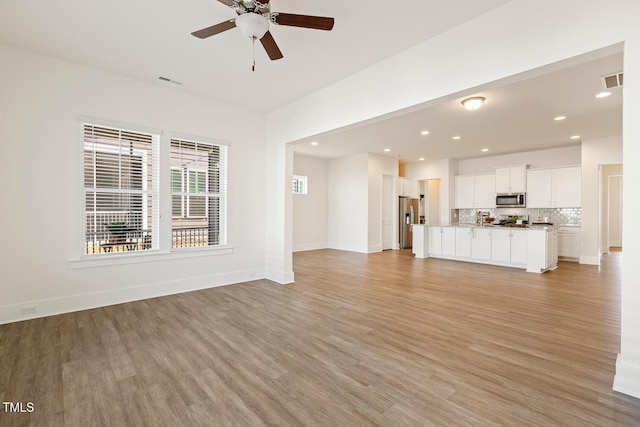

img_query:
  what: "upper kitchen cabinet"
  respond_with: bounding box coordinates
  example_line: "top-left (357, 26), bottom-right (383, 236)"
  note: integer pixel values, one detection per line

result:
top-left (455, 174), bottom-right (495, 209)
top-left (527, 166), bottom-right (581, 208)
top-left (495, 165), bottom-right (527, 194)
top-left (398, 178), bottom-right (419, 198)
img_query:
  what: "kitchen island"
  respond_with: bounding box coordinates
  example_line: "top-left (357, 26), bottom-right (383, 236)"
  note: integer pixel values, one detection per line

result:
top-left (412, 224), bottom-right (557, 273)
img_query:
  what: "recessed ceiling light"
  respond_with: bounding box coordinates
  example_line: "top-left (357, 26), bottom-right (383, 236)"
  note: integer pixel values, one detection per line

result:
top-left (554, 116), bottom-right (567, 121)
top-left (571, 135), bottom-right (581, 139)
top-left (419, 158), bottom-right (425, 161)
top-left (420, 130), bottom-right (430, 135)
top-left (596, 91), bottom-right (612, 98)
top-left (310, 141), bottom-right (318, 146)
top-left (452, 136), bottom-right (461, 140)
top-left (384, 148), bottom-right (391, 152)
top-left (481, 148), bottom-right (489, 152)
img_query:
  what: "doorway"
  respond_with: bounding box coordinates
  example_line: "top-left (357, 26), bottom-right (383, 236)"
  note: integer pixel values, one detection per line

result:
top-left (608, 174), bottom-right (623, 248)
top-left (601, 164), bottom-right (623, 253)
top-left (382, 174), bottom-right (394, 250)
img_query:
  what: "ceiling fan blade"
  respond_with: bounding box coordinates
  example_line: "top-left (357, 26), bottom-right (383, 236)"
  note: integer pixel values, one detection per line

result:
top-left (191, 20), bottom-right (236, 39)
top-left (272, 13), bottom-right (334, 31)
top-left (260, 31), bottom-right (283, 60)
top-left (216, 0), bottom-right (237, 6)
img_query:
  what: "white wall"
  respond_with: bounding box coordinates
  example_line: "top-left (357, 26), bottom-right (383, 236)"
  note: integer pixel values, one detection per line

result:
top-left (292, 154), bottom-right (328, 252)
top-left (457, 146), bottom-right (582, 175)
top-left (264, 0), bottom-right (640, 398)
top-left (0, 44), bottom-right (267, 324)
top-left (327, 153), bottom-right (369, 252)
top-left (581, 136), bottom-right (623, 264)
top-left (367, 154), bottom-right (399, 252)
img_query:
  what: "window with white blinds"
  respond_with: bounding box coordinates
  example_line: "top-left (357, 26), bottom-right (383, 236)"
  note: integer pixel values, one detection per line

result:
top-left (170, 138), bottom-right (227, 249)
top-left (83, 123), bottom-right (159, 255)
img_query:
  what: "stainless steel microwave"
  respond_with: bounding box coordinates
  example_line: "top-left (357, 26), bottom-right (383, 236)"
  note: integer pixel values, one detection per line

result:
top-left (496, 193), bottom-right (526, 208)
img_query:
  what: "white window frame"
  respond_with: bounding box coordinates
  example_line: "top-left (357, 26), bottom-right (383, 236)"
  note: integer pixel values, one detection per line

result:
top-left (82, 121), bottom-right (159, 256)
top-left (293, 175), bottom-right (308, 195)
top-left (170, 136), bottom-right (228, 250)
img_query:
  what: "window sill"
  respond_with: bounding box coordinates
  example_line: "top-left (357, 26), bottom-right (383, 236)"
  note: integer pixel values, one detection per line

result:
top-left (69, 245), bottom-right (234, 269)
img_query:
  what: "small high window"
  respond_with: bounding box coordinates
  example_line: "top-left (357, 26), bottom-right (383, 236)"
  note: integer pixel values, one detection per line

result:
top-left (293, 175), bottom-right (308, 194)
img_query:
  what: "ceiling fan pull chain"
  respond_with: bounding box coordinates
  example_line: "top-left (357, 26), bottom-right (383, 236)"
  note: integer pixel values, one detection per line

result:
top-left (252, 36), bottom-right (256, 72)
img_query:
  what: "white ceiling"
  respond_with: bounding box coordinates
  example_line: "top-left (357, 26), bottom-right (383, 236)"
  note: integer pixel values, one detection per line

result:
top-left (0, 0), bottom-right (510, 113)
top-left (291, 50), bottom-right (623, 164)
top-left (0, 1), bottom-right (622, 164)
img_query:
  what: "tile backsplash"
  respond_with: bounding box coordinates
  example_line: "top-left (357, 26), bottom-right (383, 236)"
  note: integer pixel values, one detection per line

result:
top-left (454, 207), bottom-right (582, 226)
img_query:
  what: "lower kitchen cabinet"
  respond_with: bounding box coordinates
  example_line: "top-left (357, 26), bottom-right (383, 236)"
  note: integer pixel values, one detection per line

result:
top-left (455, 227), bottom-right (472, 258)
top-left (419, 225), bottom-right (557, 273)
top-left (471, 228), bottom-right (492, 261)
top-left (527, 228), bottom-right (558, 273)
top-left (428, 226), bottom-right (456, 256)
top-left (490, 228), bottom-right (527, 266)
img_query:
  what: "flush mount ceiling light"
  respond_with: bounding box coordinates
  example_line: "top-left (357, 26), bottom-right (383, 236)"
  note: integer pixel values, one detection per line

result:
top-left (554, 116), bottom-right (567, 121)
top-left (461, 97), bottom-right (485, 110)
top-left (452, 136), bottom-right (461, 140)
top-left (420, 130), bottom-right (430, 135)
top-left (481, 148), bottom-right (489, 152)
top-left (419, 158), bottom-right (425, 161)
top-left (384, 148), bottom-right (391, 152)
top-left (571, 135), bottom-right (581, 139)
top-left (596, 91), bottom-right (612, 98)
top-left (310, 141), bottom-right (318, 146)
top-left (235, 12), bottom-right (269, 40)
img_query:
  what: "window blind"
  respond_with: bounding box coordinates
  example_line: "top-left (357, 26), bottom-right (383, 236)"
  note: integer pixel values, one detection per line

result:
top-left (170, 138), bottom-right (227, 248)
top-left (83, 124), bottom-right (159, 254)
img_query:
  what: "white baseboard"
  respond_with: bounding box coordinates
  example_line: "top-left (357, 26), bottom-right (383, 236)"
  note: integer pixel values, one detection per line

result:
top-left (368, 245), bottom-right (383, 253)
top-left (613, 354), bottom-right (640, 399)
top-left (292, 242), bottom-right (327, 252)
top-left (580, 254), bottom-right (601, 265)
top-left (266, 269), bottom-right (295, 284)
top-left (0, 269), bottom-right (259, 325)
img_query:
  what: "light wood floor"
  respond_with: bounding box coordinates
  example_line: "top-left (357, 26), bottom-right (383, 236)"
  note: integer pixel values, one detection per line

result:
top-left (2, 249), bottom-right (640, 426)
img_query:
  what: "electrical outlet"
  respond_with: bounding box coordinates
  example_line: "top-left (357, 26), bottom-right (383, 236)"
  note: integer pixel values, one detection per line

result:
top-left (21, 305), bottom-right (38, 315)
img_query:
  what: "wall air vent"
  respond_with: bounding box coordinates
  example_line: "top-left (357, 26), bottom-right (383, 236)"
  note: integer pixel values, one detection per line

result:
top-left (601, 72), bottom-right (623, 89)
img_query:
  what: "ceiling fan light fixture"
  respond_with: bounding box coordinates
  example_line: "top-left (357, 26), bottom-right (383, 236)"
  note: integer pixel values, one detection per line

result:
top-left (462, 96), bottom-right (485, 111)
top-left (235, 13), bottom-right (269, 40)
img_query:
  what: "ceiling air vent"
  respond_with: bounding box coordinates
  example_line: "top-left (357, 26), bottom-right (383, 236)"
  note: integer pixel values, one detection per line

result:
top-left (601, 71), bottom-right (623, 89)
top-left (158, 76), bottom-right (183, 85)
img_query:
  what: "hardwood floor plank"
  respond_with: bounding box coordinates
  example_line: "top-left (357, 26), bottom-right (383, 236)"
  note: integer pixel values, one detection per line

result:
top-left (1, 249), bottom-right (640, 426)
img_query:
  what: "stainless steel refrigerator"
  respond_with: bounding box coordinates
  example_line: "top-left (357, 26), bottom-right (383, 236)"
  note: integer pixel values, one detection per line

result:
top-left (399, 196), bottom-right (419, 249)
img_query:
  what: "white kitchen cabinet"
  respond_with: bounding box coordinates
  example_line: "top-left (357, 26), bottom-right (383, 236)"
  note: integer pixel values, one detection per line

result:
top-left (455, 174), bottom-right (495, 209)
top-left (511, 230), bottom-right (528, 265)
top-left (526, 167), bottom-right (581, 208)
top-left (491, 228), bottom-right (512, 263)
top-left (428, 226), bottom-right (442, 255)
top-left (491, 228), bottom-right (527, 265)
top-left (558, 227), bottom-right (580, 259)
top-left (455, 176), bottom-right (475, 208)
top-left (398, 178), bottom-right (419, 198)
top-left (526, 228), bottom-right (558, 273)
top-left (412, 225), bottom-right (429, 258)
top-left (471, 227), bottom-right (492, 260)
top-left (442, 227), bottom-right (456, 256)
top-left (429, 226), bottom-right (456, 256)
top-left (495, 165), bottom-right (527, 194)
top-left (455, 227), bottom-right (473, 258)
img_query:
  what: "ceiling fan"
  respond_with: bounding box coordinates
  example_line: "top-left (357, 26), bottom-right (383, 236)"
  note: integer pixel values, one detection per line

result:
top-left (191, 0), bottom-right (334, 67)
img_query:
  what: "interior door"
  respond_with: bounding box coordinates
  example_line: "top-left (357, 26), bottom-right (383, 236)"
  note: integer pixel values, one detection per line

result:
top-left (382, 175), bottom-right (394, 250)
